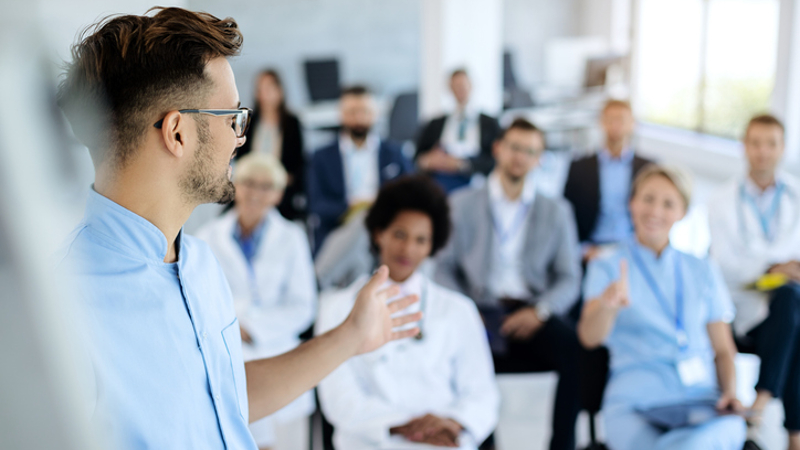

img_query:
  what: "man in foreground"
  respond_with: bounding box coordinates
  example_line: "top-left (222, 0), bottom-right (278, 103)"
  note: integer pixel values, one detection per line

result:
top-left (56, 8), bottom-right (419, 449)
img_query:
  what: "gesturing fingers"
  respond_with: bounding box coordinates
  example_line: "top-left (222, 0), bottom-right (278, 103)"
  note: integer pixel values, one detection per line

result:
top-left (387, 294), bottom-right (419, 313)
top-left (361, 265), bottom-right (390, 297)
top-left (392, 311), bottom-right (423, 328)
top-left (391, 327), bottom-right (421, 341)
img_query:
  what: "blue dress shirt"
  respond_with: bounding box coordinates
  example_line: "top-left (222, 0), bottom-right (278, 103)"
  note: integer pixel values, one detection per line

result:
top-left (58, 189), bottom-right (257, 450)
top-left (583, 239), bottom-right (736, 411)
top-left (590, 148), bottom-right (635, 244)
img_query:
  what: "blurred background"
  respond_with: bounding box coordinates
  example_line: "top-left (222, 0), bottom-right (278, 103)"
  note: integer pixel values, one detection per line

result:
top-left (1, 0), bottom-right (796, 449)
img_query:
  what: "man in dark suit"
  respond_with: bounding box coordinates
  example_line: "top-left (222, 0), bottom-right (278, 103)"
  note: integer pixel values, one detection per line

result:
top-left (308, 86), bottom-right (413, 254)
top-left (563, 99), bottom-right (653, 262)
top-left (415, 69), bottom-right (501, 193)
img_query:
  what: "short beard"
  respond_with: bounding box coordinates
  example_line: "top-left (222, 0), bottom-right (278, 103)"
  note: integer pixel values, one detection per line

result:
top-left (179, 118), bottom-right (236, 205)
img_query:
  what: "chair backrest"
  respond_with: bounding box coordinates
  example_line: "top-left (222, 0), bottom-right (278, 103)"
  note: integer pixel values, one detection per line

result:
top-left (579, 346), bottom-right (610, 413)
top-left (503, 51), bottom-right (517, 90)
top-left (388, 91), bottom-right (419, 143)
top-left (304, 58), bottom-right (340, 102)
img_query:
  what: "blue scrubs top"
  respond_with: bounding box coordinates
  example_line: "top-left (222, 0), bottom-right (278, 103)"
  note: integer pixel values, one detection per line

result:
top-left (58, 189), bottom-right (257, 450)
top-left (583, 239), bottom-right (736, 410)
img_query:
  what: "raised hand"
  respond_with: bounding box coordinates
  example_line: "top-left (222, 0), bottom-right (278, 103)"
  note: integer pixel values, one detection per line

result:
top-left (341, 266), bottom-right (422, 355)
top-left (600, 259), bottom-right (630, 310)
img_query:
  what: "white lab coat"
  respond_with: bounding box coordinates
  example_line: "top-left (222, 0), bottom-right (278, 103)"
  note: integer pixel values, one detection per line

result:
top-left (315, 273), bottom-right (500, 450)
top-left (707, 172), bottom-right (800, 335)
top-left (194, 209), bottom-right (316, 433)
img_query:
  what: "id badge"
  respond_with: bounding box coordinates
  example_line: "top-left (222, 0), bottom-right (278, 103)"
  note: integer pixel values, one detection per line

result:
top-left (677, 356), bottom-right (710, 387)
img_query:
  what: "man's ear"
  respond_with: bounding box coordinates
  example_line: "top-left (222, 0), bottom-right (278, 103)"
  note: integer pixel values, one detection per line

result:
top-left (160, 110), bottom-right (186, 158)
top-left (492, 140), bottom-right (501, 159)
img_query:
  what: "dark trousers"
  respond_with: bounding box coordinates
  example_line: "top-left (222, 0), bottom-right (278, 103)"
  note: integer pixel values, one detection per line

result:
top-left (748, 283), bottom-right (800, 431)
top-left (492, 316), bottom-right (582, 450)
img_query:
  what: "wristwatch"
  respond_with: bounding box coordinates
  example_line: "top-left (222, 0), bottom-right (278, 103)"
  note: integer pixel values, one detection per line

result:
top-left (534, 303), bottom-right (552, 322)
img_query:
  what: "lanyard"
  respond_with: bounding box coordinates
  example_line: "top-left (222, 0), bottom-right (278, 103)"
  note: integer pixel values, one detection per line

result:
top-left (414, 281), bottom-right (428, 341)
top-left (491, 202), bottom-right (531, 246)
top-left (628, 243), bottom-right (688, 351)
top-left (740, 182), bottom-right (784, 242)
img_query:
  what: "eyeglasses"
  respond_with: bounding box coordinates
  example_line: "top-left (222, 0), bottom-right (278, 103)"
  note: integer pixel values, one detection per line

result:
top-left (153, 108), bottom-right (252, 138)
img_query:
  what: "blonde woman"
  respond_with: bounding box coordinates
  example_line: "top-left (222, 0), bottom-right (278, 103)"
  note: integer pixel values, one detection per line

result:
top-left (578, 165), bottom-right (746, 450)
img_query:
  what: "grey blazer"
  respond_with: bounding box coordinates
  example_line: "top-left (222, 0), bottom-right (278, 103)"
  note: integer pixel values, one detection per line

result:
top-left (434, 184), bottom-right (582, 315)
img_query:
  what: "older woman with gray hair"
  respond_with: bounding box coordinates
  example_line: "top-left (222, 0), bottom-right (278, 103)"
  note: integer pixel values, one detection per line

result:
top-left (195, 154), bottom-right (317, 450)
top-left (578, 164), bottom-right (746, 450)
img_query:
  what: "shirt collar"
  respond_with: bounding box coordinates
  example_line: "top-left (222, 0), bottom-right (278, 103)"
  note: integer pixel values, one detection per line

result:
top-left (232, 210), bottom-right (271, 245)
top-left (83, 187), bottom-right (177, 263)
top-left (743, 174), bottom-right (782, 199)
top-left (339, 132), bottom-right (380, 155)
top-left (628, 235), bottom-right (675, 263)
top-left (598, 147), bottom-right (634, 164)
top-left (387, 271), bottom-right (424, 298)
top-left (488, 171), bottom-right (536, 206)
top-left (453, 103), bottom-right (478, 121)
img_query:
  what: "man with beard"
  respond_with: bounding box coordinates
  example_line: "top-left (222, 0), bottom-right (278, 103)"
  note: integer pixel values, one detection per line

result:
top-left (308, 86), bottom-right (413, 254)
top-left (435, 118), bottom-right (583, 450)
top-left (56, 8), bottom-right (421, 450)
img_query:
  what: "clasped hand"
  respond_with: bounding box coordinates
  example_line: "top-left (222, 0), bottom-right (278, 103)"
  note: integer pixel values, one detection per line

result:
top-left (390, 414), bottom-right (463, 447)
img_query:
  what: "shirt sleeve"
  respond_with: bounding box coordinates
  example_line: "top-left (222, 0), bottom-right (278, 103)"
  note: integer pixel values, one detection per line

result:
top-left (704, 259), bottom-right (737, 324)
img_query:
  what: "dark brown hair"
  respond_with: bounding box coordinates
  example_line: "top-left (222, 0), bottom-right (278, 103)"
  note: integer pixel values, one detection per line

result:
top-left (745, 114), bottom-right (785, 139)
top-left (341, 85), bottom-right (371, 98)
top-left (450, 68), bottom-right (468, 79)
top-left (365, 174), bottom-right (451, 257)
top-left (58, 7), bottom-right (243, 167)
top-left (602, 99), bottom-right (632, 114)
top-left (497, 117), bottom-right (542, 141)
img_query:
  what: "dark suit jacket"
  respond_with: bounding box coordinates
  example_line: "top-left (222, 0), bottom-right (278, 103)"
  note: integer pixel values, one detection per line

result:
top-left (308, 139), bottom-right (413, 253)
top-left (236, 111), bottom-right (306, 220)
top-left (415, 113), bottom-right (501, 175)
top-left (563, 152), bottom-right (653, 243)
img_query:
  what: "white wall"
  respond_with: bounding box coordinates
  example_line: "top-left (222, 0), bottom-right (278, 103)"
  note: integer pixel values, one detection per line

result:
top-left (502, 0), bottom-right (580, 88)
top-left (420, 0), bottom-right (504, 118)
top-left (188, 0), bottom-right (421, 112)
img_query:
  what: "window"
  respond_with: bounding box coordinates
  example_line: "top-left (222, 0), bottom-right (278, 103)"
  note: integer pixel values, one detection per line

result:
top-left (634, 0), bottom-right (780, 139)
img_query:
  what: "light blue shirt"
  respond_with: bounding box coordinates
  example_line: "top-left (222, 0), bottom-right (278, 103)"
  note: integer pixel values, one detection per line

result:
top-left (583, 239), bottom-right (735, 410)
top-left (590, 148), bottom-right (635, 244)
top-left (58, 190), bottom-right (256, 450)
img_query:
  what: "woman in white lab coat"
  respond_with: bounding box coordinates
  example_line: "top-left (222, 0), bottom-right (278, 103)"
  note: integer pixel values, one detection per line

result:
top-left (315, 174), bottom-right (500, 450)
top-left (195, 154), bottom-right (317, 450)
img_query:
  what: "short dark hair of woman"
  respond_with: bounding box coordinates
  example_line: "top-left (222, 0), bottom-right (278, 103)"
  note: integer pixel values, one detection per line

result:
top-left (365, 174), bottom-right (452, 257)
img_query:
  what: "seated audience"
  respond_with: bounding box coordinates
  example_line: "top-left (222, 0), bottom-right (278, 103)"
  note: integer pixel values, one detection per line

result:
top-left (563, 99), bottom-right (653, 262)
top-left (416, 69), bottom-right (501, 193)
top-left (314, 208), bottom-right (373, 291)
top-left (316, 175), bottom-right (500, 450)
top-left (236, 69), bottom-right (307, 221)
top-left (195, 154), bottom-right (317, 450)
top-left (435, 118), bottom-right (582, 450)
top-left (579, 164), bottom-right (746, 450)
top-left (708, 114), bottom-right (800, 450)
top-left (308, 85), bottom-right (413, 254)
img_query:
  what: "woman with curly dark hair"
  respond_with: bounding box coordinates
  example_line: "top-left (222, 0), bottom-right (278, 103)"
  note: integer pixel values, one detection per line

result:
top-left (315, 174), bottom-right (500, 450)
